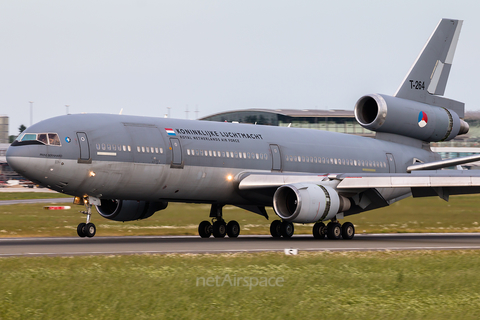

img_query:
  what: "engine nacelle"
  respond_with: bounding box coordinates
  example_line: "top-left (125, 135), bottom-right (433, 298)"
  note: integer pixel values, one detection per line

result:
top-left (96, 199), bottom-right (168, 222)
top-left (354, 94), bottom-right (469, 142)
top-left (273, 183), bottom-right (350, 223)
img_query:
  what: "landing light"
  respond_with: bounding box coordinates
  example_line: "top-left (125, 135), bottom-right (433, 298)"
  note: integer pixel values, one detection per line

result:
top-left (226, 174), bottom-right (233, 181)
top-left (89, 171), bottom-right (96, 177)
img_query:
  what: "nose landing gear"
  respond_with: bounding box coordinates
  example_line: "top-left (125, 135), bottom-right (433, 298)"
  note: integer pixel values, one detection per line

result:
top-left (76, 197), bottom-right (96, 238)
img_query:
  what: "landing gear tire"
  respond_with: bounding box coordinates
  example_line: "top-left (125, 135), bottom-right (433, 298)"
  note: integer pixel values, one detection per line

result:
top-left (198, 220), bottom-right (212, 238)
top-left (212, 220), bottom-right (227, 238)
top-left (270, 220), bottom-right (282, 238)
top-left (77, 223), bottom-right (86, 238)
top-left (327, 222), bottom-right (342, 240)
top-left (226, 220), bottom-right (240, 238)
top-left (341, 222), bottom-right (355, 240)
top-left (78, 196), bottom-right (96, 238)
top-left (84, 223), bottom-right (96, 238)
top-left (313, 222), bottom-right (326, 239)
top-left (280, 221), bottom-right (294, 238)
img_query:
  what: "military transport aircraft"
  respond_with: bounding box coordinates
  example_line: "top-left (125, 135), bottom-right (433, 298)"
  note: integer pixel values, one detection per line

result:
top-left (6, 19), bottom-right (480, 240)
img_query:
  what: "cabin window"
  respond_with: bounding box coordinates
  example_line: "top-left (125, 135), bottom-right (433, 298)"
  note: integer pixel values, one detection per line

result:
top-left (102, 143), bottom-right (106, 150)
top-left (107, 144), bottom-right (111, 151)
top-left (137, 146), bottom-right (141, 152)
top-left (96, 144), bottom-right (100, 150)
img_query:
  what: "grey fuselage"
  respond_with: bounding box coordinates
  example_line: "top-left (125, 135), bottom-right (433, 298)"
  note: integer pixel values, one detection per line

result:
top-left (6, 113), bottom-right (438, 206)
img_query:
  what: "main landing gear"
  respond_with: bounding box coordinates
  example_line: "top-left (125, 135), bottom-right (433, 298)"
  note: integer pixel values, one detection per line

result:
top-left (77, 197), bottom-right (96, 238)
top-left (269, 219), bottom-right (355, 240)
top-left (198, 204), bottom-right (241, 238)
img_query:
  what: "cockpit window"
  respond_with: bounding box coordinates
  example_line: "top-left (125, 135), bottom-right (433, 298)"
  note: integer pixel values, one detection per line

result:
top-left (38, 134), bottom-right (48, 144)
top-left (21, 133), bottom-right (37, 141)
top-left (48, 133), bottom-right (61, 145)
top-left (17, 133), bottom-right (62, 146)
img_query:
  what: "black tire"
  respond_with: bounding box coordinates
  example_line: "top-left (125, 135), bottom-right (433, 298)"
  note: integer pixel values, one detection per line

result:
top-left (326, 222), bottom-right (342, 240)
top-left (270, 220), bottom-right (282, 238)
top-left (212, 221), bottom-right (227, 238)
top-left (280, 221), bottom-right (294, 238)
top-left (226, 220), bottom-right (240, 238)
top-left (77, 223), bottom-right (86, 238)
top-left (85, 223), bottom-right (96, 238)
top-left (198, 220), bottom-right (212, 238)
top-left (313, 222), bottom-right (326, 239)
top-left (341, 222), bottom-right (355, 240)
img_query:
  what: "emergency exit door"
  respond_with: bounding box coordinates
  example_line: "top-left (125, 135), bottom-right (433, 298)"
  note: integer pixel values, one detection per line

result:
top-left (386, 153), bottom-right (396, 173)
top-left (270, 144), bottom-right (282, 171)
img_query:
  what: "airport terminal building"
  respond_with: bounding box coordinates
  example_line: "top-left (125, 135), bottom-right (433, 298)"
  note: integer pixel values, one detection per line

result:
top-left (200, 109), bottom-right (374, 136)
top-left (201, 108), bottom-right (480, 167)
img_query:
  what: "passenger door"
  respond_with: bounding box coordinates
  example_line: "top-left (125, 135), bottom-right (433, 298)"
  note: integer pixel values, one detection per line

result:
top-left (76, 132), bottom-right (91, 163)
top-left (170, 138), bottom-right (183, 167)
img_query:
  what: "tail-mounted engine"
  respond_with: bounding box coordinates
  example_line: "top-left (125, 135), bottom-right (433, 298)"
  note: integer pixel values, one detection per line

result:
top-left (354, 94), bottom-right (469, 142)
top-left (273, 183), bottom-right (350, 223)
top-left (96, 199), bottom-right (168, 222)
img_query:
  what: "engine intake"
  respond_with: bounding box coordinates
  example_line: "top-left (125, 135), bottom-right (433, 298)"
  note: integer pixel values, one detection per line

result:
top-left (273, 183), bottom-right (350, 223)
top-left (96, 199), bottom-right (168, 222)
top-left (355, 94), bottom-right (469, 142)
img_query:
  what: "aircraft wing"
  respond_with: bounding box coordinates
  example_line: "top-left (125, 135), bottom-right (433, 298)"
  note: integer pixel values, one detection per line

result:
top-left (237, 170), bottom-right (480, 202)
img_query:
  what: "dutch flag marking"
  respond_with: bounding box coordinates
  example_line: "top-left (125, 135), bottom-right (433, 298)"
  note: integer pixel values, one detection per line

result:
top-left (165, 128), bottom-right (176, 136)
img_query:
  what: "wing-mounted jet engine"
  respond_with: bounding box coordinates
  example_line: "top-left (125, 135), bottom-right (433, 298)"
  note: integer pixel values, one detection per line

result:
top-left (271, 183), bottom-right (354, 240)
top-left (273, 183), bottom-right (350, 223)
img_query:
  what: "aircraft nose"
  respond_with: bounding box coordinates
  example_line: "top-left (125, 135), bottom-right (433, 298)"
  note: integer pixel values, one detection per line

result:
top-left (6, 145), bottom-right (31, 175)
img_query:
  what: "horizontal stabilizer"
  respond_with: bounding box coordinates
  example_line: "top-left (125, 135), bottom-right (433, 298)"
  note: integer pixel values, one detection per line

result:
top-left (407, 154), bottom-right (480, 172)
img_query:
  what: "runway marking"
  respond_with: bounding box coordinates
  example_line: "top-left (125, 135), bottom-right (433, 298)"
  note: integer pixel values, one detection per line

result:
top-left (2, 233), bottom-right (480, 257)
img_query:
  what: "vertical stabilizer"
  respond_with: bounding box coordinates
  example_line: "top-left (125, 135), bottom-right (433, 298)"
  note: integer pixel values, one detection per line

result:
top-left (394, 19), bottom-right (464, 117)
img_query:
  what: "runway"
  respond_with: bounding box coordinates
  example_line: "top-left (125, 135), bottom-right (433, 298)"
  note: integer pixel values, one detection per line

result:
top-left (2, 233), bottom-right (480, 257)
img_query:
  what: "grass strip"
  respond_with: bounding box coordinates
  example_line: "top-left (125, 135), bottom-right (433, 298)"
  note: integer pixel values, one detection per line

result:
top-left (1, 194), bottom-right (480, 237)
top-left (0, 250), bottom-right (479, 319)
top-left (0, 192), bottom-right (71, 201)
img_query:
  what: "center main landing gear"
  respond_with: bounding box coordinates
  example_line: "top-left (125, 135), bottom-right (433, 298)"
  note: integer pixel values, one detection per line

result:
top-left (198, 204), bottom-right (241, 238)
top-left (312, 220), bottom-right (355, 240)
top-left (270, 220), bottom-right (294, 238)
top-left (77, 197), bottom-right (96, 238)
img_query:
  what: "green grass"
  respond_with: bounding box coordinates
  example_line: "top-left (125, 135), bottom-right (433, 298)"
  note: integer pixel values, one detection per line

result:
top-left (1, 251), bottom-right (480, 319)
top-left (0, 192), bottom-right (70, 200)
top-left (1, 194), bottom-right (480, 237)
